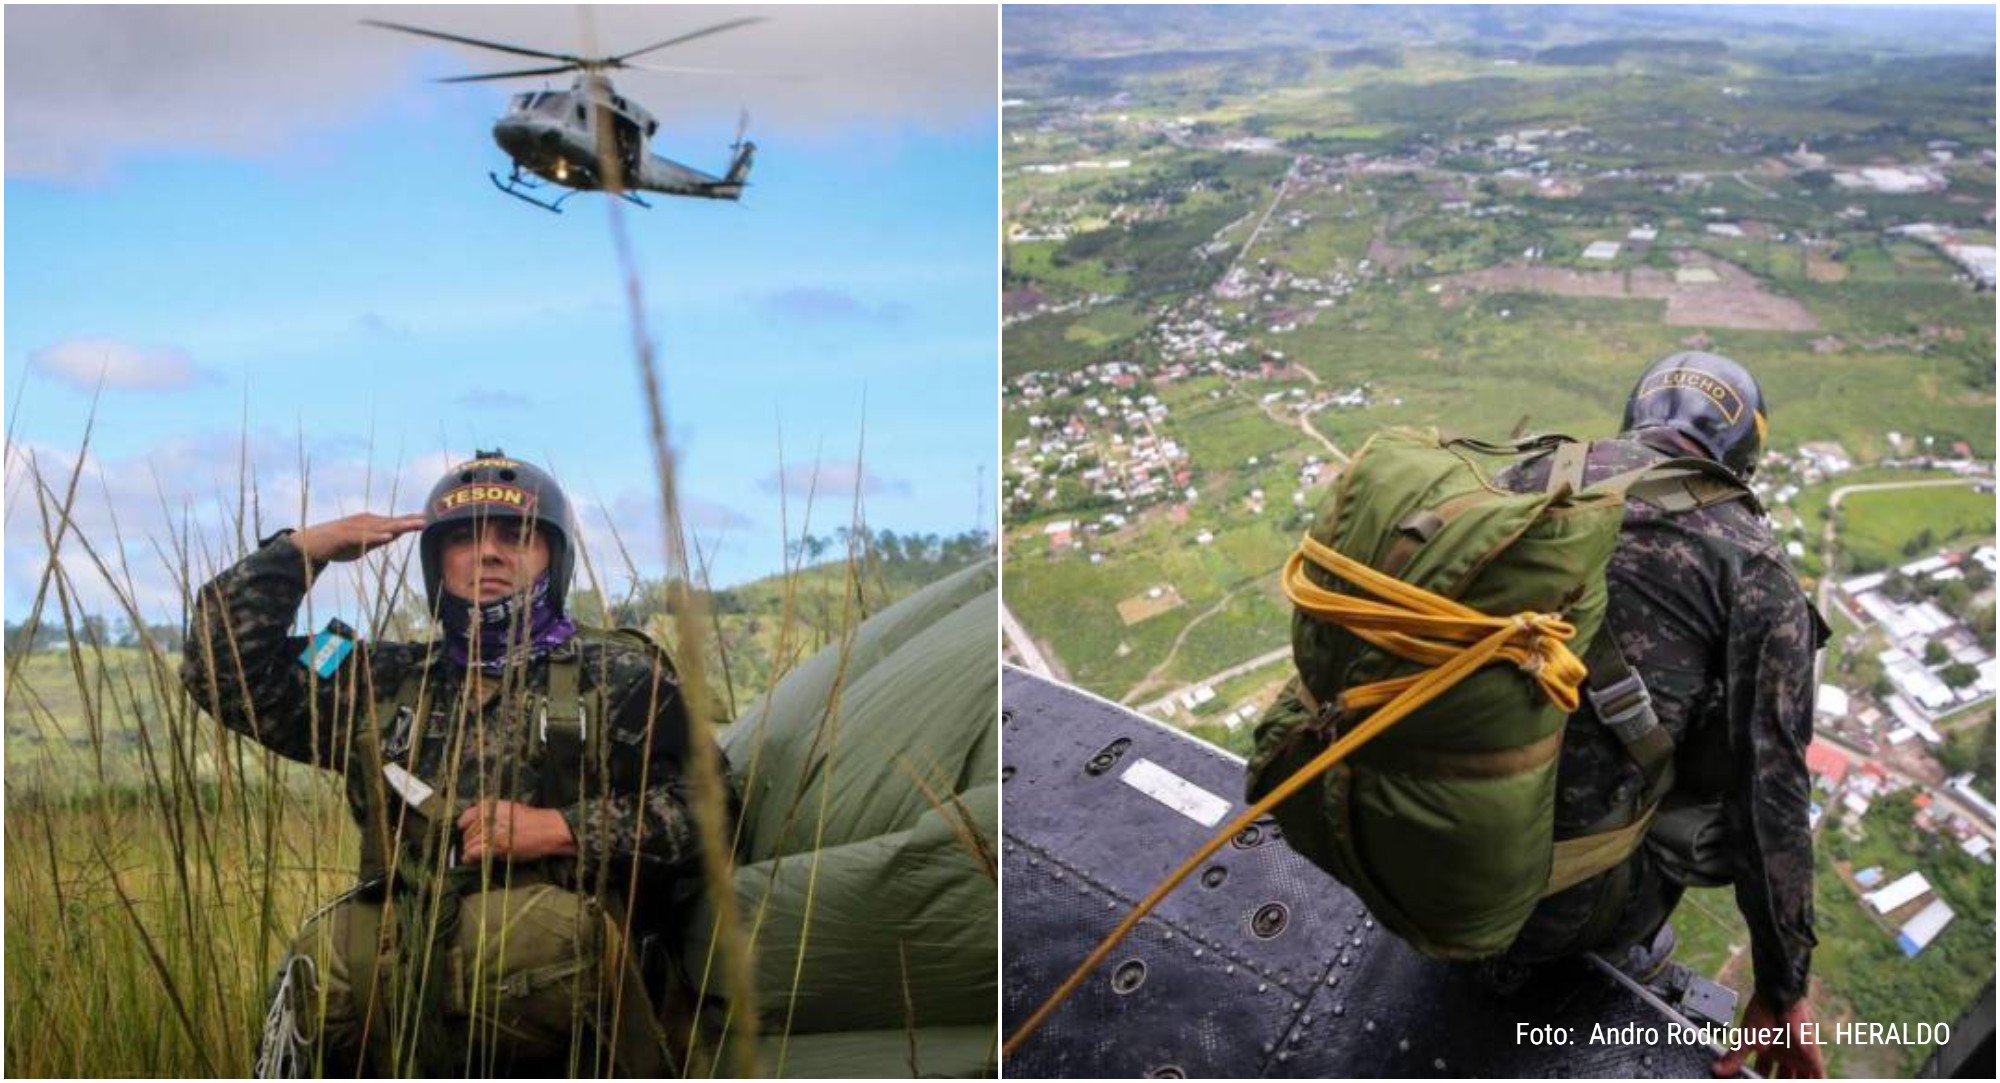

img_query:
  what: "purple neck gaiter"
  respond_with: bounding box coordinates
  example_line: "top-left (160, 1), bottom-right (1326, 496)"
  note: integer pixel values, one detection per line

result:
top-left (439, 574), bottom-right (577, 671)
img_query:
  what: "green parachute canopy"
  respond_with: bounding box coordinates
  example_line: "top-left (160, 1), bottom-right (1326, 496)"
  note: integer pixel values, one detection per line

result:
top-left (684, 559), bottom-right (998, 1077)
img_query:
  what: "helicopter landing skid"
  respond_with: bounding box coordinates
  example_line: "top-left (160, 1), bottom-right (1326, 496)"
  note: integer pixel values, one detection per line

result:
top-left (489, 171), bottom-right (577, 213)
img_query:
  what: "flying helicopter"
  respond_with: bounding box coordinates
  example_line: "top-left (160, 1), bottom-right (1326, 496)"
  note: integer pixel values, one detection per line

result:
top-left (367, 17), bottom-right (762, 213)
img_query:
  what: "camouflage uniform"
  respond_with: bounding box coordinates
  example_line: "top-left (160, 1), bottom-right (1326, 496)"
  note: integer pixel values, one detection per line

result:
top-left (1496, 432), bottom-right (1825, 1010)
top-left (181, 533), bottom-right (719, 1071)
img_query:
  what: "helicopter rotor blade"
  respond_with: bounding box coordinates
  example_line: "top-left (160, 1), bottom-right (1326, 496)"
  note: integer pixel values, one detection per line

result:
top-left (620, 62), bottom-right (801, 81)
top-left (435, 64), bottom-right (583, 84)
top-left (364, 19), bottom-right (582, 65)
top-left (610, 16), bottom-right (767, 66)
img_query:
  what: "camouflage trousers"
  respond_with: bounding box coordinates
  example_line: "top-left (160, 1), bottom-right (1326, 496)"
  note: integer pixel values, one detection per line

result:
top-left (276, 884), bottom-right (671, 1077)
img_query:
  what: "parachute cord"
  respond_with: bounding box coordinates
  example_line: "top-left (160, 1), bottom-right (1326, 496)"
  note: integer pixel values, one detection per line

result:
top-left (254, 953), bottom-right (321, 1079)
top-left (1002, 534), bottom-right (1587, 1060)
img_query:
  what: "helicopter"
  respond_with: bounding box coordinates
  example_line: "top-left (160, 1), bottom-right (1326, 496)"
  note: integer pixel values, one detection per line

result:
top-left (367, 17), bottom-right (762, 213)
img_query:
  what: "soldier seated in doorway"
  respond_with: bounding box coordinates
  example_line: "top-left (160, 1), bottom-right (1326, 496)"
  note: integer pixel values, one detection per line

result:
top-left (1494, 353), bottom-right (1829, 1079)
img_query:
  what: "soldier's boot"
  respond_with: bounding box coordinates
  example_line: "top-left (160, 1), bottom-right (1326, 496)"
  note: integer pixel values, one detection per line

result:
top-left (1616, 921), bottom-right (1677, 986)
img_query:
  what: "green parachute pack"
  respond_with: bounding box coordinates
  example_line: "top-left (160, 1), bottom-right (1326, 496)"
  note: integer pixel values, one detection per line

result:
top-left (1247, 428), bottom-right (1745, 960)
top-left (681, 559), bottom-right (998, 1077)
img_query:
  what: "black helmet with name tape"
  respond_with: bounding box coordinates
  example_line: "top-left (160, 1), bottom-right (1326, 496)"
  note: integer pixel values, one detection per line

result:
top-left (1621, 352), bottom-right (1768, 480)
top-left (419, 449), bottom-right (576, 611)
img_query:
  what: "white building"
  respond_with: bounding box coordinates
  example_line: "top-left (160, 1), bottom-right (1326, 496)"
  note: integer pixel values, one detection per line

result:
top-left (1866, 871), bottom-right (1931, 914)
top-left (1896, 898), bottom-right (1954, 956)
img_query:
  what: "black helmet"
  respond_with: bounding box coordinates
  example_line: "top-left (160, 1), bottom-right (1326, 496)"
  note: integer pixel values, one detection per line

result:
top-left (1621, 352), bottom-right (1768, 479)
top-left (419, 449), bottom-right (576, 612)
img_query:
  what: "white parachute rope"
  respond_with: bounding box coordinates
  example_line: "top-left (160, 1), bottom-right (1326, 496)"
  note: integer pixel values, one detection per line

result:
top-left (254, 953), bottom-right (321, 1079)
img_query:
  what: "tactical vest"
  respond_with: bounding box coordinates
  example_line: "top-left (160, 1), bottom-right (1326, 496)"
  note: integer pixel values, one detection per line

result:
top-left (338, 626), bottom-right (677, 1076)
top-left (1247, 429), bottom-right (1750, 960)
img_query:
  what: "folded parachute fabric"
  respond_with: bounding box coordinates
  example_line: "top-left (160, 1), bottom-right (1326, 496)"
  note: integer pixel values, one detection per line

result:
top-left (682, 560), bottom-right (998, 1078)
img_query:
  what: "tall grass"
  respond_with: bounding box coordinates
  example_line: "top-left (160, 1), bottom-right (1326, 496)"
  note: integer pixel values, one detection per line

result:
top-left (2, 414), bottom-right (969, 1076)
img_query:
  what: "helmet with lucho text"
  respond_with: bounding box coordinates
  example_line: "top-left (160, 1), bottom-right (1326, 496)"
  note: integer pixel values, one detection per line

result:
top-left (1620, 351), bottom-right (1768, 480)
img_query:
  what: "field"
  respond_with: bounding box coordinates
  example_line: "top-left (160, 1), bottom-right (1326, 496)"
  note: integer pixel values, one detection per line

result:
top-left (1835, 486), bottom-right (1997, 572)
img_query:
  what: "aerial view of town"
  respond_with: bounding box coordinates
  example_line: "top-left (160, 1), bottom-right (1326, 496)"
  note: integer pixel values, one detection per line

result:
top-left (999, 6), bottom-right (1995, 1075)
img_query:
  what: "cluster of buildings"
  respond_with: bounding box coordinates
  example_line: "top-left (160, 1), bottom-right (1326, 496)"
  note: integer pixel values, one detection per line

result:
top-left (1151, 679), bottom-right (1263, 731)
top-left (1889, 223), bottom-right (1997, 290)
top-left (1153, 306), bottom-right (1254, 363)
top-left (1807, 745), bottom-right (1990, 959)
top-left (1005, 348), bottom-right (1377, 525)
top-left (1016, 158), bottom-right (1134, 176)
top-left (1214, 258), bottom-right (1362, 318)
top-left (1830, 546), bottom-right (1997, 738)
top-left (1831, 166), bottom-right (1949, 195)
top-left (1007, 369), bottom-right (1192, 518)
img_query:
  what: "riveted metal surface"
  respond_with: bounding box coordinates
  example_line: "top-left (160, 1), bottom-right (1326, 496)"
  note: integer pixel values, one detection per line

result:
top-left (1002, 667), bottom-right (1720, 1078)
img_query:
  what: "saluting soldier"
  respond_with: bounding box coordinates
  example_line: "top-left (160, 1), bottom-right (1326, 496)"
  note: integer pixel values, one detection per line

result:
top-left (182, 450), bottom-right (715, 1076)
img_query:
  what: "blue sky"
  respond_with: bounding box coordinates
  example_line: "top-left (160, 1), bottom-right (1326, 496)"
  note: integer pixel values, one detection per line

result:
top-left (4, 5), bottom-right (998, 623)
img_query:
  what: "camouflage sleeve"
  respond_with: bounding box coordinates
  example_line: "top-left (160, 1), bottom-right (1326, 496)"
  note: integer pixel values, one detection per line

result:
top-left (180, 535), bottom-right (354, 771)
top-left (1722, 554), bottom-right (1821, 1010)
top-left (561, 652), bottom-right (726, 878)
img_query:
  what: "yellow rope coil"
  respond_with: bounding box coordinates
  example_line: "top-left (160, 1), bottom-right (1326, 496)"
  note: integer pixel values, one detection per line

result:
top-left (1003, 533), bottom-right (1587, 1059)
top-left (1281, 535), bottom-right (1587, 714)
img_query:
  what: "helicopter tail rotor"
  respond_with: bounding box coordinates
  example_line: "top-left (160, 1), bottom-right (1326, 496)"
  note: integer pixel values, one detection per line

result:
top-left (725, 132), bottom-right (757, 189)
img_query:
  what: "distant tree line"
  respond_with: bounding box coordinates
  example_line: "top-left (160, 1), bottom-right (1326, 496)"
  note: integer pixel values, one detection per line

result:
top-left (6, 616), bottom-right (185, 654)
top-left (785, 526), bottom-right (992, 570)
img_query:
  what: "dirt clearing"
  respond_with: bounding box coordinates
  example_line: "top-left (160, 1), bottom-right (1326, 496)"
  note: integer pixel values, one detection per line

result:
top-left (1442, 256), bottom-right (1820, 332)
top-left (1117, 585), bottom-right (1187, 625)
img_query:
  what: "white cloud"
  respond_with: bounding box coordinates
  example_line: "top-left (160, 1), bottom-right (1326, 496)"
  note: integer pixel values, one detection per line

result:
top-left (29, 338), bottom-right (215, 392)
top-left (5, 5), bottom-right (997, 183)
top-left (4, 433), bottom-right (457, 624)
top-left (573, 486), bottom-right (757, 590)
top-left (758, 460), bottom-right (912, 499)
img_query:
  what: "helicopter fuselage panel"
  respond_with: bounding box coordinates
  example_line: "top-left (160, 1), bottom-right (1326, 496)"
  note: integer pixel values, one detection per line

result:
top-left (491, 113), bottom-right (743, 201)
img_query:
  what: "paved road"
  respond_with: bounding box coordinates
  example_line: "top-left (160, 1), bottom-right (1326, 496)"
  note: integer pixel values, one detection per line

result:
top-left (1217, 155), bottom-right (1304, 290)
top-left (1001, 602), bottom-right (1059, 680)
top-left (1134, 645), bottom-right (1292, 717)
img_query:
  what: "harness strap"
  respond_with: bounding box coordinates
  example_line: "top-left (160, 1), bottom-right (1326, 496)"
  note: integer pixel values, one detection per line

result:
top-left (1580, 630), bottom-right (1676, 810)
top-left (1547, 808), bottom-right (1659, 896)
top-left (525, 637), bottom-right (674, 1076)
top-left (1596, 456), bottom-right (1756, 515)
top-left (533, 643), bottom-right (589, 811)
top-left (1545, 439), bottom-right (1591, 497)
